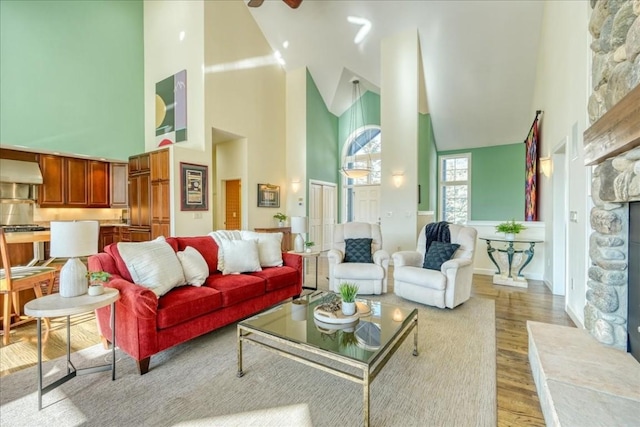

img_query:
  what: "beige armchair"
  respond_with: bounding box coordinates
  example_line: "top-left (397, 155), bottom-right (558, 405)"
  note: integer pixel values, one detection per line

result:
top-left (327, 222), bottom-right (390, 295)
top-left (393, 223), bottom-right (477, 309)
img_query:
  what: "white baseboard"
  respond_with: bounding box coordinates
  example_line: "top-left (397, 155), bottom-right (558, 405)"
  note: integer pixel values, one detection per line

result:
top-left (565, 305), bottom-right (584, 328)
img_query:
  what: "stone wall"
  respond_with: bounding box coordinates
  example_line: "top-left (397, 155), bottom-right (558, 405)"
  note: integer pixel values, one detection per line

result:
top-left (587, 0), bottom-right (640, 348)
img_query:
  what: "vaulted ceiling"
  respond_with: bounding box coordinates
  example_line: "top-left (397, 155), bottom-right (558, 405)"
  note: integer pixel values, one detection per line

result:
top-left (247, 0), bottom-right (544, 151)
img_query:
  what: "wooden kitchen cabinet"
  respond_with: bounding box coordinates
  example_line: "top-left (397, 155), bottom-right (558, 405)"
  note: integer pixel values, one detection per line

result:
top-left (38, 155), bottom-right (65, 205)
top-left (39, 154), bottom-right (110, 208)
top-left (129, 153), bottom-right (150, 174)
top-left (129, 174), bottom-right (151, 228)
top-left (99, 226), bottom-right (116, 251)
top-left (151, 150), bottom-right (170, 181)
top-left (110, 163), bottom-right (128, 208)
top-left (88, 160), bottom-right (109, 207)
top-left (254, 227), bottom-right (292, 252)
top-left (151, 149), bottom-right (170, 239)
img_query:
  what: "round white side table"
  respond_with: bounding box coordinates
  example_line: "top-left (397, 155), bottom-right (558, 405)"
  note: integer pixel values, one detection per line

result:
top-left (24, 287), bottom-right (120, 410)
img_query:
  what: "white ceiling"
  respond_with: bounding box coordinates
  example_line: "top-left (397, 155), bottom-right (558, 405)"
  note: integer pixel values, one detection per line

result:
top-left (247, 0), bottom-right (544, 151)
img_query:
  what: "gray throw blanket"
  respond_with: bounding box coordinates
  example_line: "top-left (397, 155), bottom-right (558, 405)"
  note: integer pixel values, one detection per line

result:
top-left (425, 221), bottom-right (451, 253)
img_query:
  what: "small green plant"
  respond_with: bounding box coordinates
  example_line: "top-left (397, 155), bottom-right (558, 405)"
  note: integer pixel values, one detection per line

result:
top-left (273, 212), bottom-right (287, 222)
top-left (338, 282), bottom-right (359, 303)
top-left (86, 271), bottom-right (111, 284)
top-left (495, 219), bottom-right (526, 234)
top-left (304, 241), bottom-right (315, 248)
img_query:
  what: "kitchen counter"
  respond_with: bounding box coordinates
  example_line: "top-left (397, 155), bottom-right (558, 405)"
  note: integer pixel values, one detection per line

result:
top-left (4, 231), bottom-right (50, 244)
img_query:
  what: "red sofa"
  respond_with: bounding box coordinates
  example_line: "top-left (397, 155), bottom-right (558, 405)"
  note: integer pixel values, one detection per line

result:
top-left (87, 235), bottom-right (302, 374)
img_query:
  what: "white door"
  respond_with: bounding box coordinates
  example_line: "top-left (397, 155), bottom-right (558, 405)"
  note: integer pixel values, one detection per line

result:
top-left (309, 181), bottom-right (337, 252)
top-left (322, 185), bottom-right (336, 252)
top-left (353, 185), bottom-right (380, 224)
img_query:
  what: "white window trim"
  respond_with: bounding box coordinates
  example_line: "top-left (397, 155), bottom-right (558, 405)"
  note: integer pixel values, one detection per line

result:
top-left (438, 152), bottom-right (471, 224)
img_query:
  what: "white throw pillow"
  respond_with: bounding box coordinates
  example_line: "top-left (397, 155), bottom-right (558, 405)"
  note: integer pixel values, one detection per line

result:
top-left (220, 239), bottom-right (262, 275)
top-left (117, 236), bottom-right (185, 296)
top-left (208, 230), bottom-right (242, 271)
top-left (177, 246), bottom-right (209, 286)
top-left (240, 231), bottom-right (284, 267)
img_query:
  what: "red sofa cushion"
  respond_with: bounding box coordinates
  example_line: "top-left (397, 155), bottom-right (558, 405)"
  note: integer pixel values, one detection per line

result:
top-left (157, 285), bottom-right (223, 330)
top-left (175, 236), bottom-right (219, 274)
top-left (248, 266), bottom-right (300, 291)
top-left (205, 273), bottom-right (265, 307)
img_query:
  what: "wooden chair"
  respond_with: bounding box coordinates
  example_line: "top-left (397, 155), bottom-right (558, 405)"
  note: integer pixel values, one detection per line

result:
top-left (0, 229), bottom-right (56, 345)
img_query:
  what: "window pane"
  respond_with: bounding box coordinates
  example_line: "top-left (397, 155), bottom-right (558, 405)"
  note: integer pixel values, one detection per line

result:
top-left (455, 158), bottom-right (468, 169)
top-left (455, 169), bottom-right (468, 181)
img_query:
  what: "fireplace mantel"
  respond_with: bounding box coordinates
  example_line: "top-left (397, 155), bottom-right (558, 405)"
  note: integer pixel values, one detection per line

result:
top-left (584, 84), bottom-right (640, 166)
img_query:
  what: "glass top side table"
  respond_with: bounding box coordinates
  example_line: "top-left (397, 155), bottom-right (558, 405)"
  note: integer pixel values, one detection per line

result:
top-left (479, 237), bottom-right (543, 287)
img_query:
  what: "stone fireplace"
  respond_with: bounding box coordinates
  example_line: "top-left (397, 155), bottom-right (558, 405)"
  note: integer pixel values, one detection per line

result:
top-left (585, 0), bottom-right (640, 356)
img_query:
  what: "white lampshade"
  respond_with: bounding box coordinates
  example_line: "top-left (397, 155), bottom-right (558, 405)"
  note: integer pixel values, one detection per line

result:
top-left (290, 216), bottom-right (308, 234)
top-left (50, 221), bottom-right (99, 297)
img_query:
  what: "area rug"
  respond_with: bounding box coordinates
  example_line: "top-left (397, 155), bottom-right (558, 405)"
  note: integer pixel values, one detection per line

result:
top-left (0, 294), bottom-right (496, 427)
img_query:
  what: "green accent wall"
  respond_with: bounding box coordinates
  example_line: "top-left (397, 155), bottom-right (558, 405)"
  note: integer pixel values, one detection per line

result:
top-left (418, 113), bottom-right (437, 211)
top-left (338, 91), bottom-right (381, 147)
top-left (439, 143), bottom-right (525, 221)
top-left (306, 70), bottom-right (339, 185)
top-left (0, 0), bottom-right (144, 161)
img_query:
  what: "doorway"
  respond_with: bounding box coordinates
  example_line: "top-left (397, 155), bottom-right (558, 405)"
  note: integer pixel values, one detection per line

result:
top-left (309, 180), bottom-right (337, 252)
top-left (552, 142), bottom-right (567, 295)
top-left (225, 179), bottom-right (241, 230)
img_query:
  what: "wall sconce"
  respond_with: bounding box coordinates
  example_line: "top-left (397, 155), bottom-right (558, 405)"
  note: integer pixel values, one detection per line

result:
top-left (392, 172), bottom-right (404, 188)
top-left (291, 180), bottom-right (300, 193)
top-left (539, 157), bottom-right (552, 177)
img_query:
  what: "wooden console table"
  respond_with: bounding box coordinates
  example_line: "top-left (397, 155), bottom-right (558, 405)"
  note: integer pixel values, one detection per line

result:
top-left (480, 237), bottom-right (543, 287)
top-left (254, 227), bottom-right (292, 252)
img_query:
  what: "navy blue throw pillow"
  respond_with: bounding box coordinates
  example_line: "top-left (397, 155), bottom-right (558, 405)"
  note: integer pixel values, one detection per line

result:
top-left (344, 238), bottom-right (373, 263)
top-left (422, 241), bottom-right (460, 270)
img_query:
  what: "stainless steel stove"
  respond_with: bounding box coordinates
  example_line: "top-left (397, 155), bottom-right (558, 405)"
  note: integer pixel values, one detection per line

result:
top-left (1, 224), bottom-right (47, 232)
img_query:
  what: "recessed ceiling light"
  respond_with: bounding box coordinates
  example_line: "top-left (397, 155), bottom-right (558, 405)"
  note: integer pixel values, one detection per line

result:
top-left (283, 40), bottom-right (289, 49)
top-left (179, 31), bottom-right (186, 41)
top-left (347, 16), bottom-right (371, 44)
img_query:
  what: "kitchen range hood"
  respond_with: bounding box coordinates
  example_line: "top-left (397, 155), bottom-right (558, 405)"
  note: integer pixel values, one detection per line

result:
top-left (0, 159), bottom-right (43, 184)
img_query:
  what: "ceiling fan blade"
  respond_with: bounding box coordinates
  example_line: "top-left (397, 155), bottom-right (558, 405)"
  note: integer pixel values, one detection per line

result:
top-left (283, 0), bottom-right (302, 9)
top-left (247, 0), bottom-right (265, 7)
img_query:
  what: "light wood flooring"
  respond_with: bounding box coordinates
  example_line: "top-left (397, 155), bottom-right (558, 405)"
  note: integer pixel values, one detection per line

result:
top-left (0, 255), bottom-right (574, 426)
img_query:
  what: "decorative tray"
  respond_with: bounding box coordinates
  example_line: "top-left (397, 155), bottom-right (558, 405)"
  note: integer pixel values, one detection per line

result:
top-left (313, 301), bottom-right (372, 324)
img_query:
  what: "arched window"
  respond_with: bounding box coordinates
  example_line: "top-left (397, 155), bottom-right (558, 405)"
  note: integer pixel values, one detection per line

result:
top-left (343, 125), bottom-right (381, 222)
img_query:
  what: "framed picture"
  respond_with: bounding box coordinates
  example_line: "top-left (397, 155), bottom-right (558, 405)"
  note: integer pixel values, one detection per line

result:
top-left (180, 163), bottom-right (208, 211)
top-left (257, 183), bottom-right (280, 208)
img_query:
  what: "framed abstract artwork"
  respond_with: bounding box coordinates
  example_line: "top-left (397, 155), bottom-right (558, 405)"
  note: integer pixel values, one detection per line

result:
top-left (180, 163), bottom-right (208, 211)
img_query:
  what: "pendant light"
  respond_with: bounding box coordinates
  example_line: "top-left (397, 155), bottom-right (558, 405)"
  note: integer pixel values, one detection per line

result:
top-left (340, 79), bottom-right (372, 179)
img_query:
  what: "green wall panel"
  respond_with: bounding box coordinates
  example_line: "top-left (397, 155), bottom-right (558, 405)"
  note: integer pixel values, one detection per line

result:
top-left (439, 143), bottom-right (525, 221)
top-left (418, 113), bottom-right (437, 211)
top-left (306, 70), bottom-right (339, 187)
top-left (0, 0), bottom-right (144, 161)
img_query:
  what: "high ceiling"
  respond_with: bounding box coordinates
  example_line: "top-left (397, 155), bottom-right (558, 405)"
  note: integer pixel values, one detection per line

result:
top-left (247, 0), bottom-right (544, 151)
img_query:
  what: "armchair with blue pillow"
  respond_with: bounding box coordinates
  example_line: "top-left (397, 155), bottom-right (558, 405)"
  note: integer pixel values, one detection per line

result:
top-left (328, 222), bottom-right (390, 295)
top-left (392, 222), bottom-right (477, 309)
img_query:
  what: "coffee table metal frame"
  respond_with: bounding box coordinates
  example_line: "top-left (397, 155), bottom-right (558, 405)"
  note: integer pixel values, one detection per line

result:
top-left (24, 288), bottom-right (119, 410)
top-left (236, 293), bottom-right (418, 427)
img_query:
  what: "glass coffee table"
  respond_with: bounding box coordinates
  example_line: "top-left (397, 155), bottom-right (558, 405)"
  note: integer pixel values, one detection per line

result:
top-left (237, 291), bottom-right (418, 427)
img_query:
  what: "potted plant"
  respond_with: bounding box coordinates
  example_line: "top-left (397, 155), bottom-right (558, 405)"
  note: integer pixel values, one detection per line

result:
top-left (338, 282), bottom-right (359, 316)
top-left (86, 271), bottom-right (111, 296)
top-left (304, 240), bottom-right (315, 253)
top-left (273, 212), bottom-right (287, 227)
top-left (495, 219), bottom-right (526, 241)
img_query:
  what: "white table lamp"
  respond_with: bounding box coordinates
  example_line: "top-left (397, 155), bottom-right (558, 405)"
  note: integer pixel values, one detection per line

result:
top-left (290, 216), bottom-right (308, 253)
top-left (50, 221), bottom-right (99, 297)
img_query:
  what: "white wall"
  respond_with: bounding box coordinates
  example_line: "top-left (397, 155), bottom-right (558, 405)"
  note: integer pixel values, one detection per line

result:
top-left (532, 1), bottom-right (591, 325)
top-left (144, 1), bottom-right (213, 237)
top-left (286, 68), bottom-right (308, 218)
top-left (204, 1), bottom-right (287, 231)
top-left (380, 29), bottom-right (420, 254)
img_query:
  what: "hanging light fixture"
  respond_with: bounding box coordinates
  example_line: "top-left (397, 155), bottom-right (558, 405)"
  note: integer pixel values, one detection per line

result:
top-left (340, 79), bottom-right (372, 179)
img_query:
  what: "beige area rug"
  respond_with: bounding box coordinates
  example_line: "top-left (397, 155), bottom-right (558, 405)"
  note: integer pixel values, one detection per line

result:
top-left (0, 294), bottom-right (496, 427)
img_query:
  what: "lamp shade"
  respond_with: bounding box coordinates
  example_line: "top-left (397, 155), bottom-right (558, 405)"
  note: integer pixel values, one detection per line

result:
top-left (290, 216), bottom-right (308, 234)
top-left (50, 221), bottom-right (99, 258)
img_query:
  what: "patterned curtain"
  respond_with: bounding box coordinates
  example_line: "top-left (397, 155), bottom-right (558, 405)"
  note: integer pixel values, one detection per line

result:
top-left (524, 117), bottom-right (539, 221)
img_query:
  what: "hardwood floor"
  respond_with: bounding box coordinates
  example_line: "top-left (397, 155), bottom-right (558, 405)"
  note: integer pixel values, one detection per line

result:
top-left (0, 258), bottom-right (575, 426)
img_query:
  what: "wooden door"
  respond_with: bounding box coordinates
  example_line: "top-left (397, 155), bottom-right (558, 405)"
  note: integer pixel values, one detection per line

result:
top-left (130, 174), bottom-right (150, 227)
top-left (89, 160), bottom-right (109, 207)
top-left (225, 179), bottom-right (241, 230)
top-left (38, 155), bottom-right (65, 206)
top-left (65, 158), bottom-right (88, 206)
